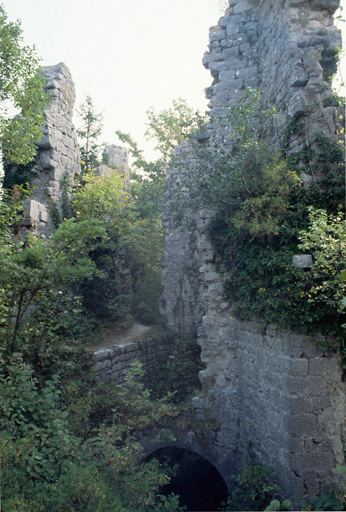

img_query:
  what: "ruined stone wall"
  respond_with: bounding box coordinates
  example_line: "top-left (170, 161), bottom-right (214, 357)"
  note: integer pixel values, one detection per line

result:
top-left (20, 63), bottom-right (80, 235)
top-left (161, 0), bottom-right (345, 501)
top-left (93, 335), bottom-right (175, 384)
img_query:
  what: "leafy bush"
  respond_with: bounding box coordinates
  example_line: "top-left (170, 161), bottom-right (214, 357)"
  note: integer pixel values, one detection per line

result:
top-left (298, 490), bottom-right (343, 511)
top-left (222, 461), bottom-right (282, 511)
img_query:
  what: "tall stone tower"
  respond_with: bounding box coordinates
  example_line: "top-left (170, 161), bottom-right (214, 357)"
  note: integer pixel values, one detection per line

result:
top-left (14, 62), bottom-right (81, 235)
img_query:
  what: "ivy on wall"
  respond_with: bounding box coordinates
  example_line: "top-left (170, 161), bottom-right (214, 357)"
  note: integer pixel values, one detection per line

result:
top-left (168, 89), bottom-right (346, 363)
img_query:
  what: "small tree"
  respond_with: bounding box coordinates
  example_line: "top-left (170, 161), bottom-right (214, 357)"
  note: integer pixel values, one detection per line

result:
top-left (145, 97), bottom-right (206, 160)
top-left (76, 95), bottom-right (104, 176)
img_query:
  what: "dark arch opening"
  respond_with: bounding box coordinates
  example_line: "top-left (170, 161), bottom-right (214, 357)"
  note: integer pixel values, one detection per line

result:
top-left (144, 446), bottom-right (228, 511)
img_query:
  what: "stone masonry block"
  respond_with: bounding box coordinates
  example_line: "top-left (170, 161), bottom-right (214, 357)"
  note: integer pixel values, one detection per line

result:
top-left (309, 357), bottom-right (339, 376)
top-left (291, 396), bottom-right (312, 415)
top-left (292, 452), bottom-right (335, 475)
top-left (311, 396), bottom-right (333, 411)
top-left (288, 336), bottom-right (322, 358)
top-left (233, 1), bottom-right (253, 14)
top-left (291, 414), bottom-right (322, 438)
top-left (92, 348), bottom-right (112, 363)
top-left (291, 376), bottom-right (328, 396)
top-left (291, 359), bottom-right (308, 377)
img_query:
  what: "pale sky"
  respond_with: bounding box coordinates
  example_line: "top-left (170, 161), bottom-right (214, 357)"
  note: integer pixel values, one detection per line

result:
top-left (3, 0), bottom-right (346, 160)
top-left (4, 0), bottom-right (224, 159)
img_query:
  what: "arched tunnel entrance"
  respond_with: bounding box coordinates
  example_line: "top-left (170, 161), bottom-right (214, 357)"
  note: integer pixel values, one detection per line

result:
top-left (144, 446), bottom-right (229, 511)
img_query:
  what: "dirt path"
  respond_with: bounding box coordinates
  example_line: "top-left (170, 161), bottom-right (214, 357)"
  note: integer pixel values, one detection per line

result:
top-left (86, 322), bottom-right (151, 352)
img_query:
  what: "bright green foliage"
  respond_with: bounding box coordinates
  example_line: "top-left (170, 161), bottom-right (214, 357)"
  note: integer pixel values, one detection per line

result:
top-left (0, 358), bottom-right (79, 482)
top-left (0, 5), bottom-right (49, 166)
top-left (298, 209), bottom-right (346, 313)
top-left (264, 499), bottom-right (291, 511)
top-left (72, 172), bottom-right (151, 323)
top-left (170, 89), bottom-right (300, 237)
top-left (73, 172), bottom-right (131, 221)
top-left (77, 95), bottom-right (104, 175)
top-left (0, 190), bottom-right (107, 355)
top-left (145, 98), bottom-right (206, 159)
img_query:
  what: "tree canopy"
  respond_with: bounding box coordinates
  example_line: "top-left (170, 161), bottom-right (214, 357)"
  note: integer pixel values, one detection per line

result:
top-left (0, 5), bottom-right (49, 167)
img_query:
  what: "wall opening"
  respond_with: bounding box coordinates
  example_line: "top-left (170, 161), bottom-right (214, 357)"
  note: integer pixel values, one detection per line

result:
top-left (144, 446), bottom-right (228, 511)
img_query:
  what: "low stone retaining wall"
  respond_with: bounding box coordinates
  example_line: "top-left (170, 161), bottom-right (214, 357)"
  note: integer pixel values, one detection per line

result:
top-left (92, 335), bottom-right (176, 384)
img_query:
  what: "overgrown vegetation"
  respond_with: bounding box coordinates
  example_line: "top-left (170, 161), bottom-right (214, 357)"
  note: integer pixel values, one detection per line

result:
top-left (2, 1), bottom-right (346, 504)
top-left (220, 460), bottom-right (289, 512)
top-left (147, 337), bottom-right (204, 403)
top-left (168, 89), bottom-right (346, 366)
top-left (0, 21), bottom-right (204, 503)
top-left (0, 182), bottom-right (187, 511)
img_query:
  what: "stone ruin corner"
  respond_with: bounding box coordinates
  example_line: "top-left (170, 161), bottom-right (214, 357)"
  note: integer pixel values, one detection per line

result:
top-left (160, 0), bottom-right (346, 502)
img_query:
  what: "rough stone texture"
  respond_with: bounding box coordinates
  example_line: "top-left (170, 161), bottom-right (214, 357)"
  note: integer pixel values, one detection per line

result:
top-left (292, 254), bottom-right (313, 268)
top-left (93, 335), bottom-right (175, 384)
top-left (20, 63), bottom-right (80, 235)
top-left (161, 0), bottom-right (345, 502)
top-left (102, 145), bottom-right (129, 173)
top-left (99, 145), bottom-right (130, 187)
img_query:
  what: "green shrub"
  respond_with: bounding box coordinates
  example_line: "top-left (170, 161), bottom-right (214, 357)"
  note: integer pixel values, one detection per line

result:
top-left (221, 461), bottom-right (282, 511)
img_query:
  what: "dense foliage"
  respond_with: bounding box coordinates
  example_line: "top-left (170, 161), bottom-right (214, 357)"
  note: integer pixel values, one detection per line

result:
top-left (0, 189), bottom-right (186, 511)
top-left (0, 80), bottom-right (208, 508)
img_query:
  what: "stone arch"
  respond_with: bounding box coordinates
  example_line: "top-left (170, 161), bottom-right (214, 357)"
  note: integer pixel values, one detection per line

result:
top-left (138, 429), bottom-right (234, 485)
top-left (144, 445), bottom-right (229, 512)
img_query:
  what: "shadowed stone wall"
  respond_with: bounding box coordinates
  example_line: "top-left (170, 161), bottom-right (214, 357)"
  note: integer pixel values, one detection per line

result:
top-left (93, 335), bottom-right (175, 384)
top-left (161, 0), bottom-right (346, 501)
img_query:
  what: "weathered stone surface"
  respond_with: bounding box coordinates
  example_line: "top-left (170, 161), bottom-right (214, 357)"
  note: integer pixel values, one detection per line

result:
top-left (93, 336), bottom-right (175, 385)
top-left (292, 254), bottom-right (313, 268)
top-left (13, 63), bottom-right (81, 236)
top-left (161, 0), bottom-right (345, 503)
top-left (102, 145), bottom-right (129, 174)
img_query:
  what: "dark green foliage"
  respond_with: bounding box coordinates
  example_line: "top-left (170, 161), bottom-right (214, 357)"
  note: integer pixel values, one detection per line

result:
top-left (208, 130), bottom-right (346, 339)
top-left (80, 245), bottom-right (132, 325)
top-left (0, 191), bottom-right (184, 510)
top-left (298, 490), bottom-right (344, 511)
top-left (221, 461), bottom-right (282, 511)
top-left (2, 154), bottom-right (38, 190)
top-left (146, 338), bottom-right (204, 403)
top-left (0, 352), bottom-right (184, 511)
top-left (77, 95), bottom-right (104, 175)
